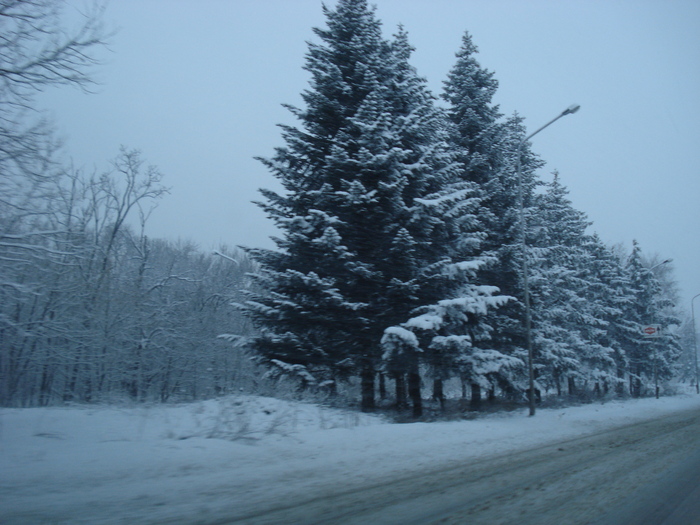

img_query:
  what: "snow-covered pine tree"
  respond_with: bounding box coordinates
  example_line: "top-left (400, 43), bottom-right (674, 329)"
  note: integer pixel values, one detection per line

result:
top-left (440, 33), bottom-right (538, 402)
top-left (379, 159), bottom-right (510, 416)
top-left (483, 113), bottom-right (544, 398)
top-left (621, 242), bottom-right (682, 397)
top-left (242, 0), bottom-right (468, 411)
top-left (578, 234), bottom-right (630, 396)
top-left (622, 241), bottom-right (660, 397)
top-left (364, 27), bottom-right (522, 416)
top-left (642, 260), bottom-right (683, 394)
top-left (529, 172), bottom-right (594, 396)
top-left (389, 279), bottom-right (516, 414)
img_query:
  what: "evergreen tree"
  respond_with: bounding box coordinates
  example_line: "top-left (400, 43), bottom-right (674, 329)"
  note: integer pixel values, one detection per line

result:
top-left (242, 0), bottom-right (469, 411)
top-left (529, 172), bottom-right (614, 397)
top-left (528, 173), bottom-right (584, 395)
top-left (391, 279), bottom-right (516, 413)
top-left (441, 32), bottom-right (502, 190)
top-left (490, 114), bottom-right (544, 398)
top-left (579, 234), bottom-right (630, 395)
top-left (373, 29), bottom-right (510, 415)
top-left (622, 241), bottom-right (660, 397)
top-left (441, 34), bottom-right (542, 401)
top-left (621, 243), bottom-right (682, 397)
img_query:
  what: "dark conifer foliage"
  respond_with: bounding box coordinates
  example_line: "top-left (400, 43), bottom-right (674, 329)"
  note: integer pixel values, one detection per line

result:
top-left (621, 242), bottom-right (683, 397)
top-left (241, 2), bottom-right (685, 411)
top-left (441, 36), bottom-right (542, 397)
top-left (242, 0), bottom-right (478, 411)
top-left (529, 173), bottom-right (594, 395)
top-left (442, 32), bottom-right (502, 190)
top-left (2, 0), bottom-right (686, 410)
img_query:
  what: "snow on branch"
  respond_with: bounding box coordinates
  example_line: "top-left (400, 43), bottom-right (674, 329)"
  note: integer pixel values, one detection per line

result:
top-left (381, 326), bottom-right (421, 361)
top-left (265, 359), bottom-right (317, 385)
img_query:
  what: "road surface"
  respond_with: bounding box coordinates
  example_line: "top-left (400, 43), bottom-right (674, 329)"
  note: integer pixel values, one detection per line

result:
top-left (222, 408), bottom-right (700, 525)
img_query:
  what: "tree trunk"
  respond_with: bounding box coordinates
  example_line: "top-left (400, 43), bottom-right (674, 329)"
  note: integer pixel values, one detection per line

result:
top-left (394, 373), bottom-right (407, 409)
top-left (327, 377), bottom-right (338, 397)
top-left (378, 372), bottom-right (386, 400)
top-left (39, 364), bottom-right (53, 407)
top-left (488, 386), bottom-right (497, 402)
top-left (360, 363), bottom-right (375, 412)
top-left (555, 372), bottom-right (562, 397)
top-left (432, 378), bottom-right (445, 410)
top-left (630, 367), bottom-right (642, 398)
top-left (616, 367), bottom-right (625, 396)
top-left (470, 383), bottom-right (482, 411)
top-left (631, 376), bottom-right (642, 398)
top-left (408, 365), bottom-right (422, 418)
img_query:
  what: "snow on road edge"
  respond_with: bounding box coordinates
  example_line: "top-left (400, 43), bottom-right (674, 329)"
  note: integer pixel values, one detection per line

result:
top-left (2, 394), bottom-right (700, 524)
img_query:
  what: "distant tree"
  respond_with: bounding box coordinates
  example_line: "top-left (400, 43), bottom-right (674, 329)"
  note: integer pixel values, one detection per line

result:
top-left (675, 316), bottom-right (699, 390)
top-left (113, 240), bottom-right (258, 402)
top-left (0, 0), bottom-right (107, 238)
top-left (0, 0), bottom-right (108, 405)
top-left (0, 147), bottom-right (170, 406)
top-left (528, 173), bottom-right (592, 396)
top-left (619, 241), bottom-right (681, 397)
top-left (0, 3), bottom-right (267, 407)
top-left (639, 253), bottom-right (683, 395)
top-left (578, 234), bottom-right (630, 396)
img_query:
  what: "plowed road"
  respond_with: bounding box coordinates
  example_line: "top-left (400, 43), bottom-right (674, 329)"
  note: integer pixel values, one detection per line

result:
top-left (223, 408), bottom-right (700, 525)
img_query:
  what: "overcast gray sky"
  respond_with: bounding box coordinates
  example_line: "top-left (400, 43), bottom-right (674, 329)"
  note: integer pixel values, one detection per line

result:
top-left (41, 0), bottom-right (700, 309)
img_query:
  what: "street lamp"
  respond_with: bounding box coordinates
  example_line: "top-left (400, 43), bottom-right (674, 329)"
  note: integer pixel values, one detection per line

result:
top-left (517, 104), bottom-right (581, 417)
top-left (649, 258), bottom-right (673, 271)
top-left (692, 293), bottom-right (700, 394)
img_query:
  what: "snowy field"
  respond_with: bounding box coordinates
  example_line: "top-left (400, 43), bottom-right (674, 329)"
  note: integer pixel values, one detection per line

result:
top-left (2, 393), bottom-right (700, 524)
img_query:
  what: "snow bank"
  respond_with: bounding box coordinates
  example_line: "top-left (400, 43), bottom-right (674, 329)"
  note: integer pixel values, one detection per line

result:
top-left (2, 394), bottom-right (699, 524)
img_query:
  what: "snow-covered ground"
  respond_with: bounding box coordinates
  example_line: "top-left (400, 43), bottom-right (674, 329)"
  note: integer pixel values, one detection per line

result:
top-left (2, 393), bottom-right (700, 524)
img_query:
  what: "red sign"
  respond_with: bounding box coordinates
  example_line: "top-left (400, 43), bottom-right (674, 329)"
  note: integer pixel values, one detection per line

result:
top-left (642, 325), bottom-right (661, 338)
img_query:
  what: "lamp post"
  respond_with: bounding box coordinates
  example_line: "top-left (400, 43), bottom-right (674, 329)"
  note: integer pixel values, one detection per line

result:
top-left (692, 293), bottom-right (700, 394)
top-left (649, 259), bottom-right (673, 271)
top-left (517, 104), bottom-right (580, 417)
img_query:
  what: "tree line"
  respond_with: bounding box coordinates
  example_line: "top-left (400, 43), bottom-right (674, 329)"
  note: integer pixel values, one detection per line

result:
top-left (0, 144), bottom-right (261, 405)
top-left (0, 0), bottom-right (688, 411)
top-left (0, 1), bottom-right (262, 406)
top-left (239, 0), bottom-right (685, 416)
